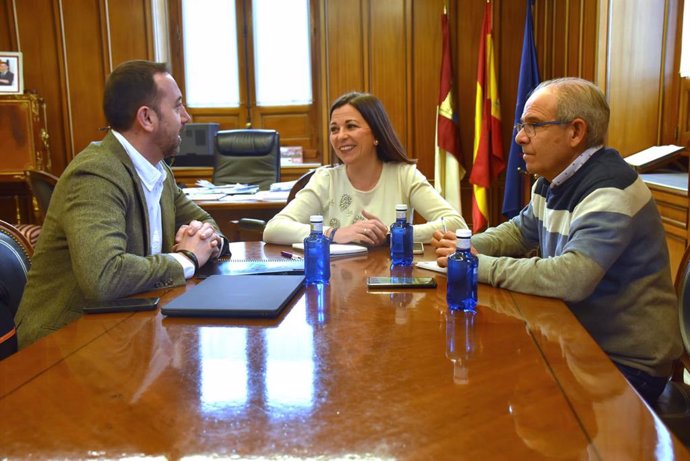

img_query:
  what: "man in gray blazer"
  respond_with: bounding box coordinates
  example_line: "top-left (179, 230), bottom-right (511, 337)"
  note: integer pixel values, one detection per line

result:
top-left (16, 60), bottom-right (229, 348)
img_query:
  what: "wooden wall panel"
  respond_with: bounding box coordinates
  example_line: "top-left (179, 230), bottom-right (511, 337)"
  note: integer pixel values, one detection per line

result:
top-left (368, 0), bottom-right (408, 153)
top-left (13, 0), bottom-right (68, 174)
top-left (534, 0), bottom-right (597, 81)
top-left (0, 0), bottom-right (16, 48)
top-left (580, 0), bottom-right (598, 82)
top-left (191, 113), bottom-right (241, 129)
top-left (606, 0), bottom-right (665, 155)
top-left (454, 0), bottom-right (484, 187)
top-left (107, 0), bottom-right (153, 68)
top-left (325, 0), bottom-right (366, 106)
top-left (660, 0), bottom-right (681, 147)
top-left (61, 0), bottom-right (108, 155)
top-left (410, 0), bottom-right (443, 178)
top-left (259, 111), bottom-right (315, 156)
top-left (0, 0), bottom-right (154, 180)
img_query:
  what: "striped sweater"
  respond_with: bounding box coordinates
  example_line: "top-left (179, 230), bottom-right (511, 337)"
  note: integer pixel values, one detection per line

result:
top-left (473, 147), bottom-right (682, 376)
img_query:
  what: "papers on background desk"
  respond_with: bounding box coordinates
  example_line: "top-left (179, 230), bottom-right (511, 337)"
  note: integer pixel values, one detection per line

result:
top-left (184, 183), bottom-right (261, 201)
top-left (270, 180), bottom-right (298, 192)
top-left (187, 181), bottom-right (259, 193)
top-left (292, 243), bottom-right (368, 257)
top-left (624, 145), bottom-right (684, 173)
top-left (415, 260), bottom-right (447, 275)
top-left (184, 191), bottom-right (228, 201)
top-left (217, 190), bottom-right (289, 202)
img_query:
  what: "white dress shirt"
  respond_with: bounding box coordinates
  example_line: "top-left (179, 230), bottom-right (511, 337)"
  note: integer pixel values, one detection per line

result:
top-left (112, 131), bottom-right (194, 278)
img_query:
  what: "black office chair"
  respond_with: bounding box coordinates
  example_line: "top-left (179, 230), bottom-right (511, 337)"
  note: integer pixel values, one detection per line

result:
top-left (655, 246), bottom-right (690, 447)
top-left (25, 169), bottom-right (59, 223)
top-left (213, 129), bottom-right (280, 191)
top-left (0, 220), bottom-right (33, 360)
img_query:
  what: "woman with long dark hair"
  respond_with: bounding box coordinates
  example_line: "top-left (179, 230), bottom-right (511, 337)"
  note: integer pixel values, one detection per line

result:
top-left (264, 92), bottom-right (467, 245)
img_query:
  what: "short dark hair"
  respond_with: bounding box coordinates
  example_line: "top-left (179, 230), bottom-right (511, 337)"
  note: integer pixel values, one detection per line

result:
top-left (329, 92), bottom-right (415, 165)
top-left (103, 60), bottom-right (170, 132)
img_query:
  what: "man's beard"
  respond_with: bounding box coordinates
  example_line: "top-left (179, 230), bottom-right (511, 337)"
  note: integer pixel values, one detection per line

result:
top-left (161, 133), bottom-right (182, 159)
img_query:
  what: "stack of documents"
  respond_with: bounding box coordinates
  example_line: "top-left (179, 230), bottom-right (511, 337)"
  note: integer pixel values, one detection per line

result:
top-left (624, 145), bottom-right (685, 173)
top-left (269, 180), bottom-right (298, 192)
top-left (184, 181), bottom-right (260, 200)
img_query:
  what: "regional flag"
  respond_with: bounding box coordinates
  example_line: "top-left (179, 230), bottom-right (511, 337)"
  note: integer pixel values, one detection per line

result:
top-left (434, 7), bottom-right (465, 212)
top-left (502, 0), bottom-right (540, 219)
top-left (469, 1), bottom-right (505, 233)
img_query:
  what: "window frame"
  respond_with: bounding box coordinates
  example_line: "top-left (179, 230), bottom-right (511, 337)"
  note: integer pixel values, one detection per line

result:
top-left (167, 0), bottom-right (320, 137)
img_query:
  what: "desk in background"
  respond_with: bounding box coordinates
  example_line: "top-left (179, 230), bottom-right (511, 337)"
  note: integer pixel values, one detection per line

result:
top-left (193, 197), bottom-right (287, 241)
top-left (1, 243), bottom-right (687, 459)
top-left (641, 172), bottom-right (688, 278)
top-left (174, 162), bottom-right (321, 186)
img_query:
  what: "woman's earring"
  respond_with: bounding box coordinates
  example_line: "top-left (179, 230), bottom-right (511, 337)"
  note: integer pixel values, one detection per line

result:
top-left (374, 140), bottom-right (379, 146)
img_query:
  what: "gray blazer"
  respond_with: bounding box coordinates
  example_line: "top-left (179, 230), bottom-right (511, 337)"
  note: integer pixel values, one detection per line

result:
top-left (16, 131), bottom-right (226, 347)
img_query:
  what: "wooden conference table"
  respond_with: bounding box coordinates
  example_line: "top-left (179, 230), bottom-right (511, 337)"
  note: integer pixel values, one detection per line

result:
top-left (1, 243), bottom-right (689, 459)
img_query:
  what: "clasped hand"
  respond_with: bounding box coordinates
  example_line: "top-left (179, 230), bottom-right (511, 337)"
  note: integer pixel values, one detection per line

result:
top-left (173, 220), bottom-right (222, 267)
top-left (332, 210), bottom-right (388, 246)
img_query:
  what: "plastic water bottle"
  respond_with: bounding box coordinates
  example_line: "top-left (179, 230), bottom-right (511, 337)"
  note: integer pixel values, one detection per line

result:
top-left (304, 215), bottom-right (330, 284)
top-left (390, 204), bottom-right (413, 267)
top-left (447, 229), bottom-right (478, 311)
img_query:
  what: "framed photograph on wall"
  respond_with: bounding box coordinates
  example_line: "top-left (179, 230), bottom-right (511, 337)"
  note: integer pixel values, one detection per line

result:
top-left (0, 52), bottom-right (23, 94)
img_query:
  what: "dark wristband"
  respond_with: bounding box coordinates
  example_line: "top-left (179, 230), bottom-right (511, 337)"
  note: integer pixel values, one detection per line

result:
top-left (176, 249), bottom-right (199, 275)
top-left (329, 228), bottom-right (337, 242)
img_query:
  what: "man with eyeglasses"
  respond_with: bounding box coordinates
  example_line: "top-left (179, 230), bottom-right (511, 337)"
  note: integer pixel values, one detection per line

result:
top-left (432, 77), bottom-right (681, 405)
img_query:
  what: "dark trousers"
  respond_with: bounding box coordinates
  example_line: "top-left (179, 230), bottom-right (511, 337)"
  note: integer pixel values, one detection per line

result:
top-left (615, 362), bottom-right (668, 405)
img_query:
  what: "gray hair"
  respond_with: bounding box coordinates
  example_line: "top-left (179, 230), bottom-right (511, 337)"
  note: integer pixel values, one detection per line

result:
top-left (533, 77), bottom-right (609, 148)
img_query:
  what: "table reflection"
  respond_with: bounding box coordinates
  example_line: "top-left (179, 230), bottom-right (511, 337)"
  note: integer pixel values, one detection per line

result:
top-left (199, 301), bottom-right (316, 417)
top-left (305, 283), bottom-right (330, 326)
top-left (389, 265), bottom-right (416, 325)
top-left (266, 302), bottom-right (314, 411)
top-left (445, 309), bottom-right (478, 385)
top-left (200, 328), bottom-right (248, 411)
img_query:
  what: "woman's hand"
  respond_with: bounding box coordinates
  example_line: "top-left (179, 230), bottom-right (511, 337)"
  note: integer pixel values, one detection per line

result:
top-left (333, 210), bottom-right (388, 246)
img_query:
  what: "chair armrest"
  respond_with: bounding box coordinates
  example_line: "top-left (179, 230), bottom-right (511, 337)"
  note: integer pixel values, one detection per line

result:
top-left (237, 218), bottom-right (267, 231)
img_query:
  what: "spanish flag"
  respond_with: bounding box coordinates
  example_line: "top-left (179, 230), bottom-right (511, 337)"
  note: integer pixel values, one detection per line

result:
top-left (434, 6), bottom-right (464, 212)
top-left (469, 1), bottom-right (505, 233)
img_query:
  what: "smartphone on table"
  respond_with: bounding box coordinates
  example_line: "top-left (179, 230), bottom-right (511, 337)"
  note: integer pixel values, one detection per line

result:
top-left (367, 277), bottom-right (437, 289)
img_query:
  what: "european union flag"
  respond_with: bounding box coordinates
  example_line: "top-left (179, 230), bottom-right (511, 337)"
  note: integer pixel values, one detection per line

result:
top-left (502, 0), bottom-right (540, 219)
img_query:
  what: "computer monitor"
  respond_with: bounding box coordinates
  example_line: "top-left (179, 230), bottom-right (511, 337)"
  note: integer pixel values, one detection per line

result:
top-left (172, 122), bottom-right (219, 167)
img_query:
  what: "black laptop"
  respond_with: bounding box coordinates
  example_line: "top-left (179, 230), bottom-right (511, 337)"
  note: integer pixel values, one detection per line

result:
top-left (162, 274), bottom-right (305, 318)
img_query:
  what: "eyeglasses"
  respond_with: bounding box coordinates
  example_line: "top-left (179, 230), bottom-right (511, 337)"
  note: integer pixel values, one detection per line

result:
top-left (514, 120), bottom-right (569, 137)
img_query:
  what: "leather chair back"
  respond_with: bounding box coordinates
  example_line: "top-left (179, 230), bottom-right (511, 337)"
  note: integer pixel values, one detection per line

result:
top-left (25, 169), bottom-right (59, 222)
top-left (654, 245), bottom-right (690, 447)
top-left (213, 129), bottom-right (280, 190)
top-left (0, 220), bottom-right (33, 360)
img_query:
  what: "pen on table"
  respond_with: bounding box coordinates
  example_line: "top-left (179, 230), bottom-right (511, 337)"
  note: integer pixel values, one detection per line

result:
top-left (280, 251), bottom-right (303, 260)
